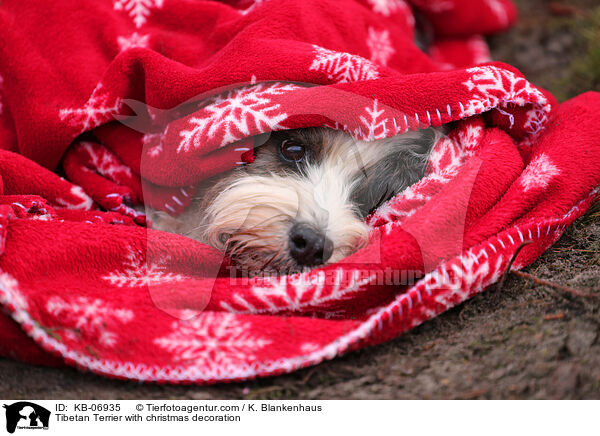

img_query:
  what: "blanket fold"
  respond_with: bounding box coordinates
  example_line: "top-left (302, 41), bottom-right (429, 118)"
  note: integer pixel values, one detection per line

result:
top-left (1, 0), bottom-right (599, 384)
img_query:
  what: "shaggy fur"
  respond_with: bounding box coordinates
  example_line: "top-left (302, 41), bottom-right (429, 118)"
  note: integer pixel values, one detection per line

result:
top-left (149, 127), bottom-right (441, 275)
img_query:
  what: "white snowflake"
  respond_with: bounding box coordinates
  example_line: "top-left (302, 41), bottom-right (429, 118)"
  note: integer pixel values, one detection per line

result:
top-left (114, 0), bottom-right (164, 28)
top-left (523, 106), bottom-right (547, 136)
top-left (142, 132), bottom-right (164, 157)
top-left (367, 28), bottom-right (395, 67)
top-left (427, 137), bottom-right (463, 177)
top-left (519, 153), bottom-right (560, 192)
top-left (117, 32), bottom-right (150, 51)
top-left (0, 272), bottom-right (28, 311)
top-left (366, 0), bottom-right (411, 17)
top-left (46, 296), bottom-right (134, 347)
top-left (309, 45), bottom-right (379, 83)
top-left (59, 83), bottom-right (123, 133)
top-left (456, 123), bottom-right (484, 153)
top-left (221, 269), bottom-right (376, 314)
top-left (54, 186), bottom-right (94, 210)
top-left (154, 312), bottom-right (271, 370)
top-left (426, 251), bottom-right (500, 304)
top-left (461, 66), bottom-right (549, 119)
top-left (81, 142), bottom-right (133, 181)
top-left (178, 82), bottom-right (298, 153)
top-left (355, 99), bottom-right (390, 140)
top-left (102, 251), bottom-right (188, 288)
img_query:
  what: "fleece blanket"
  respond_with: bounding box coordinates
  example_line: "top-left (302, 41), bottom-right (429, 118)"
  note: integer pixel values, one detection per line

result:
top-left (1, 0), bottom-right (600, 383)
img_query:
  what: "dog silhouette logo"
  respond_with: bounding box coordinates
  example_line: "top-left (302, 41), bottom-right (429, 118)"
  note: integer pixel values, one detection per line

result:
top-left (3, 402), bottom-right (50, 434)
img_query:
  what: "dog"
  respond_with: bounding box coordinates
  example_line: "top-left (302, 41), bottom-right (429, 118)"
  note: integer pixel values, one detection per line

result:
top-left (149, 127), bottom-right (441, 276)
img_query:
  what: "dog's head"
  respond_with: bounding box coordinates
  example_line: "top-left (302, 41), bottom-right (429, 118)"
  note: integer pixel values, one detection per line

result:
top-left (197, 127), bottom-right (438, 275)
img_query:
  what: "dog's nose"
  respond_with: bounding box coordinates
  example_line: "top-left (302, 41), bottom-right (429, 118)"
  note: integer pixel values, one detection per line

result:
top-left (289, 223), bottom-right (333, 266)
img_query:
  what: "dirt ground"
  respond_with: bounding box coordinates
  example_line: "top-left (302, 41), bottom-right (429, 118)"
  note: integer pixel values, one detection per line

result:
top-left (1, 0), bottom-right (599, 400)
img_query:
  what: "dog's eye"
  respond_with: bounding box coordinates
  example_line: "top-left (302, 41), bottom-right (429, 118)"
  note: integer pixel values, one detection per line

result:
top-left (279, 139), bottom-right (306, 163)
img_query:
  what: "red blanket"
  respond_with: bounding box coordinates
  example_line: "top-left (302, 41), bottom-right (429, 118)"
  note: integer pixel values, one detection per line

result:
top-left (1, 0), bottom-right (599, 383)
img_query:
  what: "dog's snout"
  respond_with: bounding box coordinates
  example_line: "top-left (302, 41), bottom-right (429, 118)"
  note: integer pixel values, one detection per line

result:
top-left (289, 223), bottom-right (333, 266)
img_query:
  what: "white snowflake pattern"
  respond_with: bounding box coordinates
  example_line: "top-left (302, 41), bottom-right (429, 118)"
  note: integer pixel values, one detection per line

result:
top-left (81, 142), bottom-right (133, 181)
top-left (519, 153), bottom-right (560, 192)
top-left (59, 83), bottom-right (123, 134)
top-left (154, 312), bottom-right (271, 370)
top-left (54, 186), bottom-right (94, 210)
top-left (366, 0), bottom-right (411, 18)
top-left (355, 99), bottom-right (391, 140)
top-left (114, 0), bottom-right (164, 28)
top-left (456, 123), bottom-right (484, 153)
top-left (117, 32), bottom-right (150, 51)
top-left (461, 66), bottom-right (549, 119)
top-left (426, 137), bottom-right (463, 178)
top-left (221, 269), bottom-right (376, 314)
top-left (366, 28), bottom-right (395, 67)
top-left (426, 253), bottom-right (504, 307)
top-left (178, 82), bottom-right (298, 153)
top-left (309, 45), bottom-right (379, 83)
top-left (142, 132), bottom-right (164, 157)
top-left (523, 106), bottom-right (547, 136)
top-left (102, 251), bottom-right (188, 288)
top-left (46, 296), bottom-right (134, 347)
top-left (0, 272), bottom-right (28, 312)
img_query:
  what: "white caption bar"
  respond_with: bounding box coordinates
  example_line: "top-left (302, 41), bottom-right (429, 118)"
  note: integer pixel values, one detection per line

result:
top-left (0, 400), bottom-right (597, 435)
